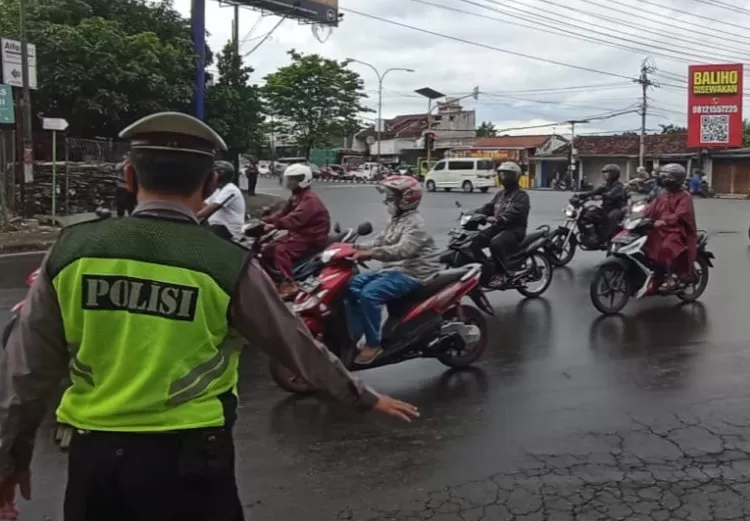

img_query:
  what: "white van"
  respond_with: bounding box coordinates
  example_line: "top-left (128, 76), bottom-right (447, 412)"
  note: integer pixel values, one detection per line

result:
top-left (424, 158), bottom-right (496, 193)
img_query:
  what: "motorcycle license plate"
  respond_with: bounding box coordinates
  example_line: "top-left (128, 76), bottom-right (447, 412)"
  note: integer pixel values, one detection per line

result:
top-left (299, 277), bottom-right (321, 293)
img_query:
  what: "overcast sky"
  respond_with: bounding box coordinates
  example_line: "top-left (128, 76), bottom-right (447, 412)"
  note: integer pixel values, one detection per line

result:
top-left (173, 0), bottom-right (750, 136)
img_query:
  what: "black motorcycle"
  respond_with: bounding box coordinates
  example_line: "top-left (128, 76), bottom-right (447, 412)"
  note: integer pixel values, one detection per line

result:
top-left (545, 194), bottom-right (625, 267)
top-left (440, 202), bottom-right (553, 299)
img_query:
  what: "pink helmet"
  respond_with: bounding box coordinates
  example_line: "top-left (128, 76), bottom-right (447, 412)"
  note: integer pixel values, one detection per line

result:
top-left (377, 175), bottom-right (423, 211)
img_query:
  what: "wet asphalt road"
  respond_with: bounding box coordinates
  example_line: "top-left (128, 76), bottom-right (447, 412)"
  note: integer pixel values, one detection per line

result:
top-left (5, 181), bottom-right (750, 520)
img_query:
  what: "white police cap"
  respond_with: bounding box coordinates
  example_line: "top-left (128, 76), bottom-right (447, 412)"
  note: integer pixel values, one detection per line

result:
top-left (119, 112), bottom-right (228, 156)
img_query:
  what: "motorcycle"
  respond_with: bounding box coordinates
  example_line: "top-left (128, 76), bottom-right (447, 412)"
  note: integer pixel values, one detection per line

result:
top-left (440, 202), bottom-right (553, 298)
top-left (269, 241), bottom-right (489, 394)
top-left (243, 220), bottom-right (373, 293)
top-left (589, 214), bottom-right (714, 315)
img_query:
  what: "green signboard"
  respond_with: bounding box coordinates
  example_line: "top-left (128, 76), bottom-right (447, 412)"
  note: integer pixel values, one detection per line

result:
top-left (0, 84), bottom-right (13, 124)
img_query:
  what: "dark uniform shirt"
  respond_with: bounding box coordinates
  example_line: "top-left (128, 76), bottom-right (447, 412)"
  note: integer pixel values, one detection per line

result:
top-left (0, 200), bottom-right (378, 472)
top-left (474, 188), bottom-right (531, 234)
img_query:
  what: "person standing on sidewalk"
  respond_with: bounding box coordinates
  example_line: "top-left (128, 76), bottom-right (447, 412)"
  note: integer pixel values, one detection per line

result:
top-left (0, 111), bottom-right (418, 521)
top-left (245, 159), bottom-right (259, 196)
top-left (114, 154), bottom-right (136, 217)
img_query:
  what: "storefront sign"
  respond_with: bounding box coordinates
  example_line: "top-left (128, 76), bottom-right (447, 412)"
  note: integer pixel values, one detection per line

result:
top-left (687, 63), bottom-right (743, 148)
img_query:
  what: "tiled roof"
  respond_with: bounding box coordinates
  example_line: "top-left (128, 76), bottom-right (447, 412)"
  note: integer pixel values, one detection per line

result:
top-left (571, 133), bottom-right (692, 156)
top-left (472, 135), bottom-right (551, 149)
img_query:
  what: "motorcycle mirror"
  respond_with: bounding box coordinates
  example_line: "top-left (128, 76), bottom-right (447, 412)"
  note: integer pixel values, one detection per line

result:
top-left (455, 201), bottom-right (462, 208)
top-left (334, 222), bottom-right (341, 233)
top-left (357, 222), bottom-right (373, 236)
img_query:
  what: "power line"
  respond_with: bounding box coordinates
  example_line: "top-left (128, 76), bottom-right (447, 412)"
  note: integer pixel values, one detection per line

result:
top-left (633, 0), bottom-right (750, 36)
top-left (243, 16), bottom-right (285, 56)
top-left (686, 0), bottom-right (750, 15)
top-left (575, 0), bottom-right (750, 51)
top-left (476, 0), bottom-right (750, 64)
top-left (339, 8), bottom-right (634, 80)
top-left (446, 0), bottom-right (744, 66)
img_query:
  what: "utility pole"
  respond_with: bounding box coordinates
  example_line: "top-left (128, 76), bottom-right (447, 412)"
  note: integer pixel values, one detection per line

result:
top-left (635, 57), bottom-right (655, 170)
top-left (232, 4), bottom-right (240, 62)
top-left (566, 119), bottom-right (589, 189)
top-left (19, 0), bottom-right (34, 213)
top-left (230, 3), bottom-right (240, 181)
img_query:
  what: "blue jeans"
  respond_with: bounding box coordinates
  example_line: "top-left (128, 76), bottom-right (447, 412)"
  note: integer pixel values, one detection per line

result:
top-left (345, 271), bottom-right (420, 347)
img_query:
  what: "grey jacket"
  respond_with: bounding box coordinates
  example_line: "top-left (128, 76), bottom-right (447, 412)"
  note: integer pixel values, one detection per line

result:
top-left (359, 210), bottom-right (441, 282)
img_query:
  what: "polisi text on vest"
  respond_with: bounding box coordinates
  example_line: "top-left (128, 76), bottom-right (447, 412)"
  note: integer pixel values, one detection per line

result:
top-left (82, 275), bottom-right (199, 321)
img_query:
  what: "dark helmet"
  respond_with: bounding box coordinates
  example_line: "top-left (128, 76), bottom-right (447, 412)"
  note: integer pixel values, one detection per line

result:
top-left (601, 163), bottom-right (621, 183)
top-left (658, 163), bottom-right (686, 190)
top-left (213, 160), bottom-right (235, 184)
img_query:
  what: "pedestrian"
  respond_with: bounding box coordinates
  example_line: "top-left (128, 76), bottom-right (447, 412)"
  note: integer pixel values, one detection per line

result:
top-left (245, 158), bottom-right (259, 196)
top-left (114, 154), bottom-right (136, 217)
top-left (0, 111), bottom-right (419, 521)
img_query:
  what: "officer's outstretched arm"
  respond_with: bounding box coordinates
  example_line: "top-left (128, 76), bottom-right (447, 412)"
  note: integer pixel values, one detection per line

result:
top-left (0, 253), bottom-right (68, 475)
top-left (231, 260), bottom-right (378, 411)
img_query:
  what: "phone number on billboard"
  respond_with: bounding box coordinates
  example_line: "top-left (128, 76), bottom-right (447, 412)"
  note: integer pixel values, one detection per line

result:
top-left (692, 105), bottom-right (739, 114)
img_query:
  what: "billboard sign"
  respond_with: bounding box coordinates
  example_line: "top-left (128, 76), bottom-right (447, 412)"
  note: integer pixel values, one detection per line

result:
top-left (237, 0), bottom-right (338, 25)
top-left (687, 63), bottom-right (743, 148)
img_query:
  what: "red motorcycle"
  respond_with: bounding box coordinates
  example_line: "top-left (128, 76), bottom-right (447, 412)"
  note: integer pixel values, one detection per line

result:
top-left (269, 242), bottom-right (491, 394)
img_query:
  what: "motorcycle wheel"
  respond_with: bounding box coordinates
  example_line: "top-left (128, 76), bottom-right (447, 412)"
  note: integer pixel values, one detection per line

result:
top-left (677, 255), bottom-right (710, 302)
top-left (516, 252), bottom-right (553, 298)
top-left (547, 228), bottom-right (577, 267)
top-left (438, 305), bottom-right (488, 368)
top-left (589, 263), bottom-right (632, 315)
top-left (268, 360), bottom-right (316, 395)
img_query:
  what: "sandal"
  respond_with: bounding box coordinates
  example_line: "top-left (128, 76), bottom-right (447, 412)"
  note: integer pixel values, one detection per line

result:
top-left (355, 347), bottom-right (383, 365)
top-left (659, 275), bottom-right (679, 292)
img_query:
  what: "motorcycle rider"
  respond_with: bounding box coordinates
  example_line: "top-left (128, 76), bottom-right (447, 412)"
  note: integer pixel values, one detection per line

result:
top-left (348, 175), bottom-right (441, 364)
top-left (263, 163), bottom-right (331, 299)
top-left (197, 160), bottom-right (246, 240)
top-left (575, 163), bottom-right (628, 239)
top-left (644, 163), bottom-right (697, 291)
top-left (471, 161), bottom-right (530, 286)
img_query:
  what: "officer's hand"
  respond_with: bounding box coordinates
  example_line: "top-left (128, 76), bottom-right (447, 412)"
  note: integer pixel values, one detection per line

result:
top-left (0, 470), bottom-right (31, 520)
top-left (654, 220), bottom-right (666, 227)
top-left (373, 394), bottom-right (420, 422)
top-left (486, 216), bottom-right (497, 223)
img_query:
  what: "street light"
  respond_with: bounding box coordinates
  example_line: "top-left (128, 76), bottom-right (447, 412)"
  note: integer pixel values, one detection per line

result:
top-left (415, 87), bottom-right (445, 165)
top-left (347, 58), bottom-right (414, 163)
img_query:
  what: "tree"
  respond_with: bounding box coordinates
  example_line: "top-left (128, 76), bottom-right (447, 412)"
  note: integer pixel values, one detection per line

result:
top-left (0, 0), bottom-right (198, 137)
top-left (262, 51), bottom-right (372, 155)
top-left (205, 42), bottom-right (264, 174)
top-left (659, 124), bottom-right (687, 134)
top-left (743, 120), bottom-right (750, 147)
top-left (476, 121), bottom-right (497, 137)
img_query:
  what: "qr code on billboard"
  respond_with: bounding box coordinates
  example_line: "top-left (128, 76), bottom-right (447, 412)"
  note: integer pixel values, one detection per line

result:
top-left (700, 114), bottom-right (729, 144)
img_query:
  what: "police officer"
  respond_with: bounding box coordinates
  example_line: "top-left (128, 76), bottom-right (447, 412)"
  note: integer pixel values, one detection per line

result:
top-left (0, 112), bottom-right (419, 521)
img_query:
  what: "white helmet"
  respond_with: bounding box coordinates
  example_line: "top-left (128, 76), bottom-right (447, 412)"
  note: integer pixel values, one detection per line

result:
top-left (283, 163), bottom-right (313, 189)
top-left (496, 161), bottom-right (522, 175)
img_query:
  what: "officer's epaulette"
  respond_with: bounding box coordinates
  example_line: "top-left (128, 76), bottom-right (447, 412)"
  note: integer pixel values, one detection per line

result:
top-left (61, 208), bottom-right (112, 229)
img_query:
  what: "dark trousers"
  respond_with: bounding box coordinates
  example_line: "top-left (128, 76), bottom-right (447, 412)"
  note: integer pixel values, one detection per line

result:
top-left (472, 227), bottom-right (524, 272)
top-left (115, 187), bottom-right (137, 217)
top-left (605, 208), bottom-right (625, 239)
top-left (64, 429), bottom-right (244, 521)
top-left (209, 224), bottom-right (234, 241)
top-left (246, 172), bottom-right (258, 196)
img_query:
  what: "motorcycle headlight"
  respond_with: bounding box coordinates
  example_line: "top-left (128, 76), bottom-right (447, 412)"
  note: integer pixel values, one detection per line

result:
top-left (459, 215), bottom-right (472, 226)
top-left (564, 204), bottom-right (576, 218)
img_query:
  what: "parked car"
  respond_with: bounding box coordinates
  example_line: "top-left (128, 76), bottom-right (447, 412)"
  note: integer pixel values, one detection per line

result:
top-left (424, 158), bottom-right (496, 193)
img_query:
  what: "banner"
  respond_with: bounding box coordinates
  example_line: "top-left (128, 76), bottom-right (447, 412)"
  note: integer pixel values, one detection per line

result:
top-left (687, 63), bottom-right (744, 148)
top-left (238, 0), bottom-right (338, 25)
